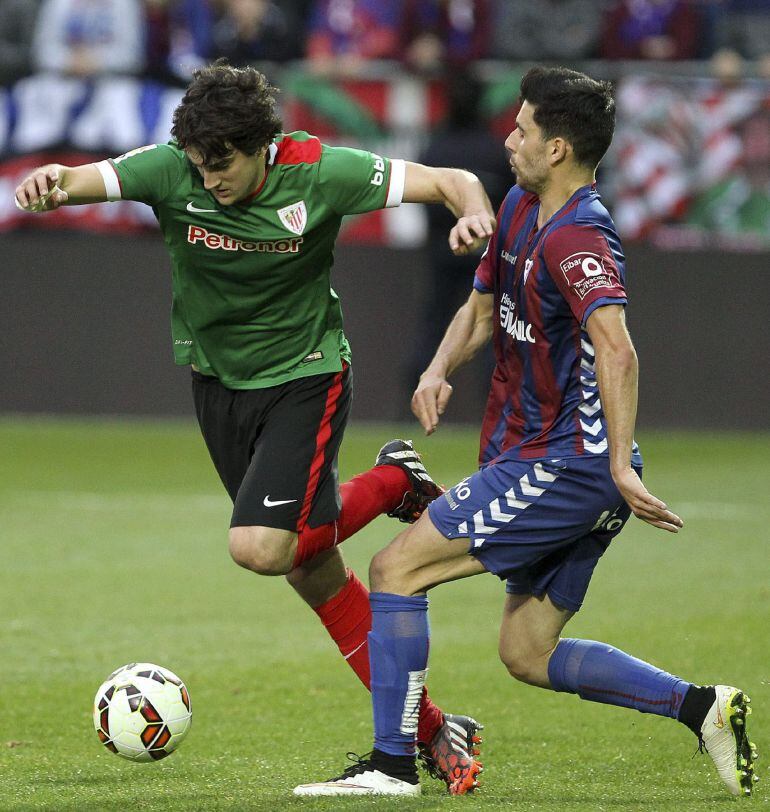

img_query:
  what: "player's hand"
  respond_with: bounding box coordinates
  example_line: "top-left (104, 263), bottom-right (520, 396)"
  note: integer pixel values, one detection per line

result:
top-left (15, 165), bottom-right (68, 212)
top-left (412, 372), bottom-right (453, 435)
top-left (449, 213), bottom-right (495, 256)
top-left (612, 466), bottom-right (684, 533)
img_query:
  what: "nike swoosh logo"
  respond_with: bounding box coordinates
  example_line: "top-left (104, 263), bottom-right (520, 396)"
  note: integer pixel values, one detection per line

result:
top-left (343, 640), bottom-right (367, 660)
top-left (186, 202), bottom-right (218, 213)
top-left (263, 495), bottom-right (298, 507)
top-left (715, 705), bottom-right (724, 729)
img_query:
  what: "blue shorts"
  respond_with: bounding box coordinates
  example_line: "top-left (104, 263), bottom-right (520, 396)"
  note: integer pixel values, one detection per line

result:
top-left (427, 455), bottom-right (641, 612)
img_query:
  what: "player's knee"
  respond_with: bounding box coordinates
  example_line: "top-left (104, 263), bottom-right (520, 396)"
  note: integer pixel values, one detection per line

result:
top-left (369, 541), bottom-right (417, 594)
top-left (228, 526), bottom-right (293, 575)
top-left (368, 547), bottom-right (393, 591)
top-left (500, 654), bottom-right (533, 684)
top-left (499, 644), bottom-right (539, 684)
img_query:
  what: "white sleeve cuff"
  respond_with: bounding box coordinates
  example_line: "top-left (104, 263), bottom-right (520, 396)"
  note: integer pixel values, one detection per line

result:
top-left (95, 160), bottom-right (122, 201)
top-left (385, 158), bottom-right (405, 208)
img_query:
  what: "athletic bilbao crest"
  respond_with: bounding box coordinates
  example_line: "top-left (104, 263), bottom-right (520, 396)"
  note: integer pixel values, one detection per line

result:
top-left (277, 201), bottom-right (307, 235)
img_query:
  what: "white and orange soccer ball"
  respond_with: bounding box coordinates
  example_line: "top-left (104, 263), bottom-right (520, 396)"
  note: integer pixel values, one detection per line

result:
top-left (93, 663), bottom-right (192, 762)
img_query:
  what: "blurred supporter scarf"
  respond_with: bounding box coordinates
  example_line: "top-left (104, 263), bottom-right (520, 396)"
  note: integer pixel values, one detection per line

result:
top-left (618, 0), bottom-right (679, 45)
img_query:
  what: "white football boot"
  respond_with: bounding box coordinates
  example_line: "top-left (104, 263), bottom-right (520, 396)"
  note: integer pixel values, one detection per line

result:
top-left (293, 753), bottom-right (421, 797)
top-left (700, 685), bottom-right (757, 796)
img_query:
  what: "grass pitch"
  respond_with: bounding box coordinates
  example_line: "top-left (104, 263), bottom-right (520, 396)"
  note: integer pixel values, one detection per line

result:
top-left (0, 417), bottom-right (767, 811)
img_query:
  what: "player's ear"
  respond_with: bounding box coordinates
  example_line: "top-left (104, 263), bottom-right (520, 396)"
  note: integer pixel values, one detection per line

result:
top-left (549, 138), bottom-right (569, 167)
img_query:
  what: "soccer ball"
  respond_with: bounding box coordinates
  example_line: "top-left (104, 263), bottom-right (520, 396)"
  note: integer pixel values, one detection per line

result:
top-left (93, 662), bottom-right (192, 762)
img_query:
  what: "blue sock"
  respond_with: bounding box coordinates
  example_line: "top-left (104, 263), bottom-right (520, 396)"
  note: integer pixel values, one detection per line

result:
top-left (548, 638), bottom-right (691, 718)
top-left (369, 592), bottom-right (430, 757)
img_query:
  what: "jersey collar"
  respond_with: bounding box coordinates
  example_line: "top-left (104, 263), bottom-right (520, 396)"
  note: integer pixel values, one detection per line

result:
top-left (242, 142), bottom-right (278, 203)
top-left (539, 182), bottom-right (597, 229)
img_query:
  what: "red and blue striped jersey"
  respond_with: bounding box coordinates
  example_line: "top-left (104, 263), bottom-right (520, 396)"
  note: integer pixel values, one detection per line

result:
top-left (474, 183), bottom-right (635, 465)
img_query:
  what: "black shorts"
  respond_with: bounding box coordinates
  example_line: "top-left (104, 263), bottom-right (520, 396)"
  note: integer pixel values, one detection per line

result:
top-left (192, 365), bottom-right (352, 532)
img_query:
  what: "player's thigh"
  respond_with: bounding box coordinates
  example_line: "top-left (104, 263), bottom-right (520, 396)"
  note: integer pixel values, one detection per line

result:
top-left (370, 512), bottom-right (487, 595)
top-left (232, 365), bottom-right (352, 532)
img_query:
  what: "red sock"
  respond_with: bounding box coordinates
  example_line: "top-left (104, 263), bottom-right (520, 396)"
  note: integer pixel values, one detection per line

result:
top-left (416, 687), bottom-right (445, 747)
top-left (313, 569), bottom-right (444, 744)
top-left (313, 569), bottom-right (372, 687)
top-left (293, 465), bottom-right (409, 568)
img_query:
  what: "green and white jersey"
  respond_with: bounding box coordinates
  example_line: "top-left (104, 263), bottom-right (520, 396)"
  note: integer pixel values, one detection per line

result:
top-left (94, 132), bottom-right (405, 388)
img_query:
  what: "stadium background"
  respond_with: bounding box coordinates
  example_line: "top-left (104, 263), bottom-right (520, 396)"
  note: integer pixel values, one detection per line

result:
top-left (1, 30), bottom-right (769, 429)
top-left (0, 0), bottom-right (770, 429)
top-left (1, 2), bottom-right (769, 809)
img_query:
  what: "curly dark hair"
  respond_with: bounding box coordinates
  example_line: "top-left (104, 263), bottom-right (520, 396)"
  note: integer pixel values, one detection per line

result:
top-left (520, 67), bottom-right (615, 170)
top-left (171, 59), bottom-right (283, 166)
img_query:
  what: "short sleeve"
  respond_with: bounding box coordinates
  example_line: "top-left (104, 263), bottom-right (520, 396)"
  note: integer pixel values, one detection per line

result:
top-left (96, 144), bottom-right (187, 206)
top-left (473, 230), bottom-right (497, 293)
top-left (317, 145), bottom-right (404, 215)
top-left (542, 223), bottom-right (627, 325)
top-left (473, 193), bottom-right (514, 293)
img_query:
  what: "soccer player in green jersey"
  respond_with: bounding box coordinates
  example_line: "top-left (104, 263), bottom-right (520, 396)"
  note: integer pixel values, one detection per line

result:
top-left (15, 61), bottom-right (495, 788)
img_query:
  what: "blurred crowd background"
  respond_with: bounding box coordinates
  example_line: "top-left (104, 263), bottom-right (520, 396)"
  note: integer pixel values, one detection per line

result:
top-left (1, 2), bottom-right (768, 424)
top-left (1, 0), bottom-right (769, 84)
top-left (2, 0), bottom-right (769, 250)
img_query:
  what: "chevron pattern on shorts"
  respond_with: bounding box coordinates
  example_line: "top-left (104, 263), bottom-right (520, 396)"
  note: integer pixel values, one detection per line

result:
top-left (456, 462), bottom-right (560, 548)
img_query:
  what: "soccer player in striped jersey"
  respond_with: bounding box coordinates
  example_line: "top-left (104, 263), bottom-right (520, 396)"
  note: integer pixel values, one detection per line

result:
top-left (14, 60), bottom-right (494, 788)
top-left (295, 67), bottom-right (756, 798)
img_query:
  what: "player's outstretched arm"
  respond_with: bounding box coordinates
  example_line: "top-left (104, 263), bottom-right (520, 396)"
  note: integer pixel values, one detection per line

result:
top-left (15, 163), bottom-right (108, 212)
top-left (412, 290), bottom-right (493, 435)
top-left (586, 304), bottom-right (684, 533)
top-left (402, 162), bottom-right (496, 256)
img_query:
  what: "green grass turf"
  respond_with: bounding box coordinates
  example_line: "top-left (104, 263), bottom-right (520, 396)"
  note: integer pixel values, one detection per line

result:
top-left (0, 417), bottom-right (767, 811)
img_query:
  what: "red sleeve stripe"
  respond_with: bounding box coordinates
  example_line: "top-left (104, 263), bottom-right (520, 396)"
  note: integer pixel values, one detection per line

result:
top-left (274, 136), bottom-right (322, 165)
